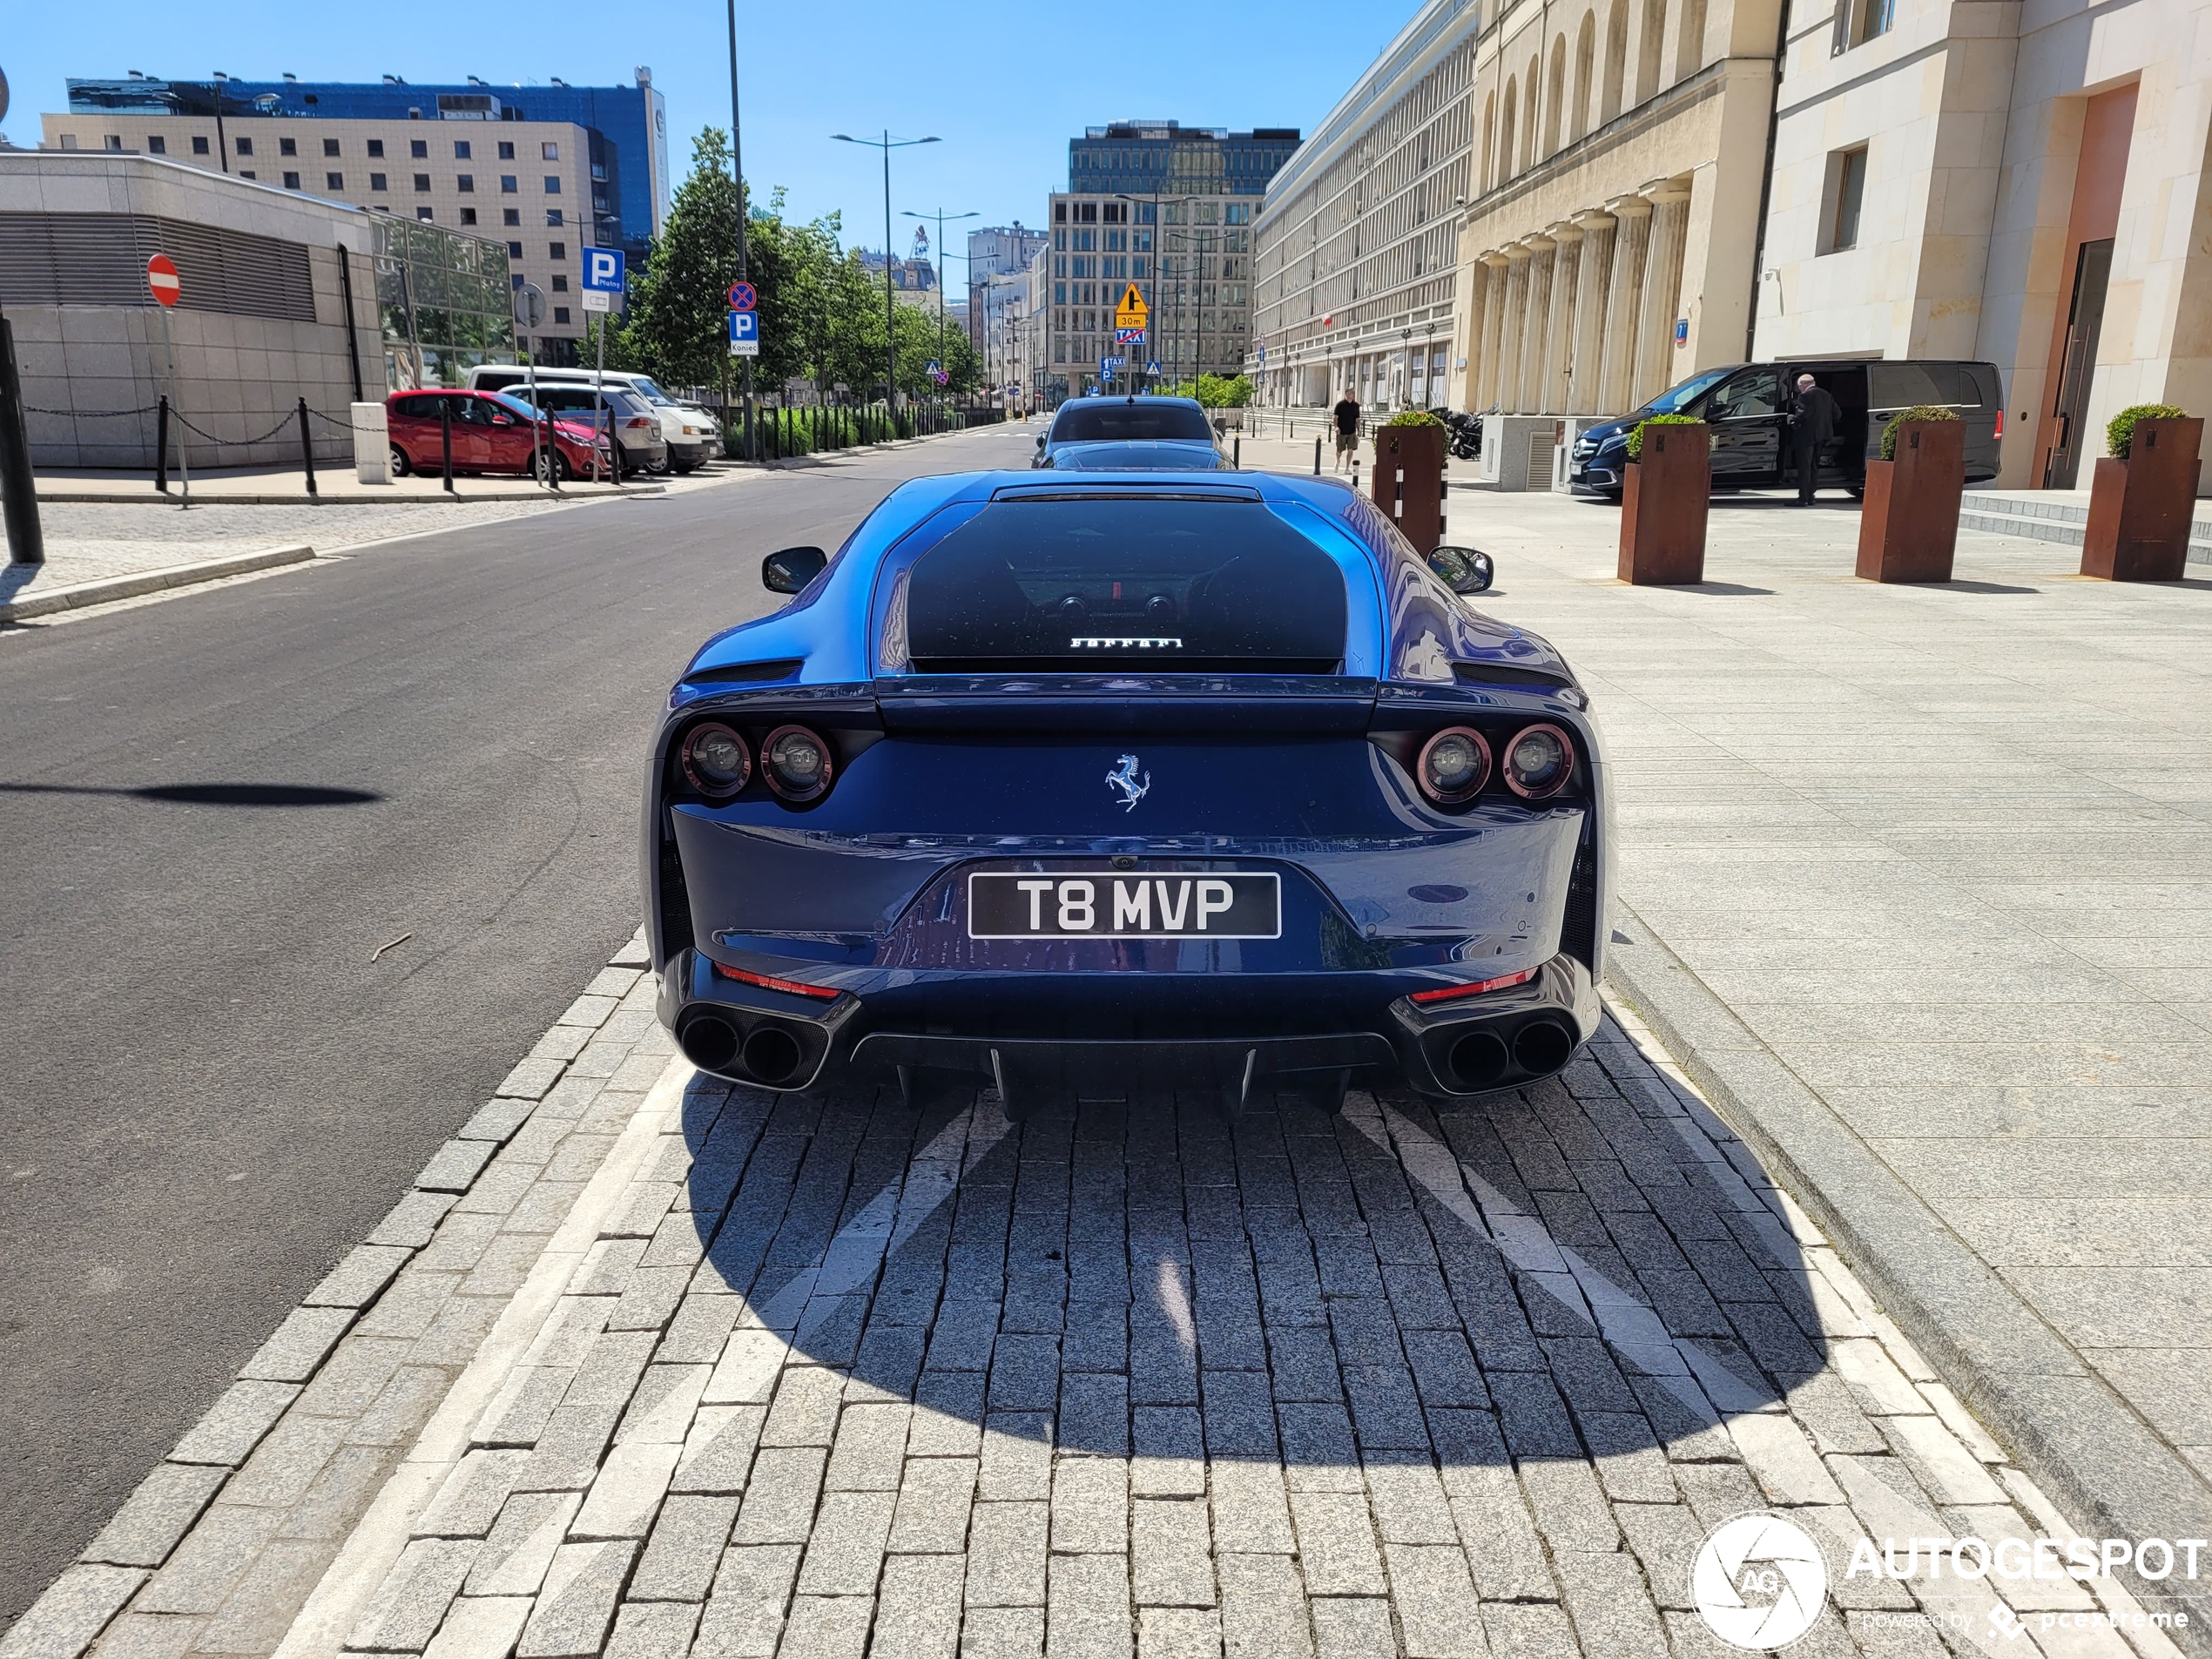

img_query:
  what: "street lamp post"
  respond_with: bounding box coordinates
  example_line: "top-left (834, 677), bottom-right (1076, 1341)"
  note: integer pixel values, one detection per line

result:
top-left (725, 0), bottom-right (757, 461)
top-left (903, 207), bottom-right (977, 415)
top-left (833, 132), bottom-right (939, 435)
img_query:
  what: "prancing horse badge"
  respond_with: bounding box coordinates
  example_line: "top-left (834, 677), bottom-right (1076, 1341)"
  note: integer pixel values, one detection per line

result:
top-left (1106, 753), bottom-right (1150, 813)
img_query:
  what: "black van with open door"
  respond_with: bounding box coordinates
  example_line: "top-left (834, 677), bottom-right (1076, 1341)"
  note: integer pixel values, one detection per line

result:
top-left (1568, 359), bottom-right (2005, 498)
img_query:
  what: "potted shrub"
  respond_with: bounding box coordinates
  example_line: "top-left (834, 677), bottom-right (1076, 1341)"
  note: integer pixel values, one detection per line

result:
top-left (1372, 411), bottom-right (1449, 553)
top-left (2082, 404), bottom-right (2202, 581)
top-left (1856, 404), bottom-right (1964, 583)
top-left (1617, 413), bottom-right (1710, 584)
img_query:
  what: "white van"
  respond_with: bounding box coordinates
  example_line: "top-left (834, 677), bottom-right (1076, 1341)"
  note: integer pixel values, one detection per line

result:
top-left (465, 366), bottom-right (719, 473)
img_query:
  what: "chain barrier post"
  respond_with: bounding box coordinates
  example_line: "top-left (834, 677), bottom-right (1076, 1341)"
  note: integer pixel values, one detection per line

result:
top-left (441, 399), bottom-right (455, 494)
top-left (156, 395), bottom-right (171, 495)
top-left (297, 397), bottom-right (318, 499)
top-left (0, 315), bottom-right (46, 565)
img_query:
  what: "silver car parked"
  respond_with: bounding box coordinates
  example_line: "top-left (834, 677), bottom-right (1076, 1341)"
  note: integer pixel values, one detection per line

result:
top-left (513, 385), bottom-right (670, 478)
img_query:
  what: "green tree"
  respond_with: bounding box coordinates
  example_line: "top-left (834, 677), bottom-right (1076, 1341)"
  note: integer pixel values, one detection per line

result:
top-left (623, 127), bottom-right (741, 393)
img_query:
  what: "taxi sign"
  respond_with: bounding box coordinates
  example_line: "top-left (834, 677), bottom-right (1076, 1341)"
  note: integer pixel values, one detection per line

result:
top-left (1114, 327), bottom-right (1145, 345)
top-left (1113, 281), bottom-right (1148, 330)
top-left (146, 253), bottom-right (181, 307)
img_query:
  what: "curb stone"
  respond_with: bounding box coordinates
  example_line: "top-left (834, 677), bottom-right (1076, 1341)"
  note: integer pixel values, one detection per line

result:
top-left (0, 930), bottom-right (664, 1659)
top-left (1602, 900), bottom-right (2212, 1654)
top-left (0, 546), bottom-right (315, 623)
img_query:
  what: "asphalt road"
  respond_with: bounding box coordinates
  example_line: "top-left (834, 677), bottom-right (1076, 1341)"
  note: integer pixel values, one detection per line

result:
top-left (0, 422), bottom-right (1035, 1624)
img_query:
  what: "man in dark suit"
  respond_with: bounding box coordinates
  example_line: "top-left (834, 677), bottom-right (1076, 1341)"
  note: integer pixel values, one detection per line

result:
top-left (1788, 373), bottom-right (1839, 504)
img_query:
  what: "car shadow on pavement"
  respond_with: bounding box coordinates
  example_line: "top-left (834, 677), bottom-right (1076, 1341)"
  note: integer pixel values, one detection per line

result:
top-left (0, 781), bottom-right (381, 806)
top-left (672, 1035), bottom-right (1823, 1487)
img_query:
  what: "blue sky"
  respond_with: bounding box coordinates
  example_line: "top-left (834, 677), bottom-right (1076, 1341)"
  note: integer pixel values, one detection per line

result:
top-left (3, 3), bottom-right (1426, 277)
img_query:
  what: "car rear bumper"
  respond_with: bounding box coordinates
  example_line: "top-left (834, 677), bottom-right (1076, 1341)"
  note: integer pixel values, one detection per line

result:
top-left (654, 945), bottom-right (1599, 1111)
top-left (668, 439), bottom-right (712, 468)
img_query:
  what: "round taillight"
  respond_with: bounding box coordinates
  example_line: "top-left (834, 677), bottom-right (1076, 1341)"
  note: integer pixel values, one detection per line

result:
top-left (1417, 726), bottom-right (1492, 805)
top-left (680, 723), bottom-right (751, 799)
top-left (762, 725), bottom-right (833, 801)
top-left (1502, 723), bottom-right (1574, 799)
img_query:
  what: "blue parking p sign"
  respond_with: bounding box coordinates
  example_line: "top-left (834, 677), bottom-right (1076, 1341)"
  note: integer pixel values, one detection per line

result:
top-left (582, 248), bottom-right (625, 292)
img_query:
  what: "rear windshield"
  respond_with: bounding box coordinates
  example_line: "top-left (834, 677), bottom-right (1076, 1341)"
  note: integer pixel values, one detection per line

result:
top-left (902, 496), bottom-right (1346, 673)
top-left (1052, 402), bottom-right (1215, 442)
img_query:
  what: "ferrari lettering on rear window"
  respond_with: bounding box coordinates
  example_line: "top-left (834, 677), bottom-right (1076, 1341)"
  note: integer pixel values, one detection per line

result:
top-left (968, 873), bottom-right (1282, 940)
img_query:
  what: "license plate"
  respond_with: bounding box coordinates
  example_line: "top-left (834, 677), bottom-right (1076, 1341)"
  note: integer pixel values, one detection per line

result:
top-left (967, 872), bottom-right (1281, 940)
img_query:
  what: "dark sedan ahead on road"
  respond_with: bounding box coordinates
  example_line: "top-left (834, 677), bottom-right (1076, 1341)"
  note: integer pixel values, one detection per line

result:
top-left (1566, 359), bottom-right (2005, 498)
top-left (643, 469), bottom-right (1608, 1120)
top-left (1032, 395), bottom-right (1229, 469)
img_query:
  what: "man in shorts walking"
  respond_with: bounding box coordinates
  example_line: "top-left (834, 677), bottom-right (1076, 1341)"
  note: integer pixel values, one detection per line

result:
top-left (1332, 388), bottom-right (1361, 472)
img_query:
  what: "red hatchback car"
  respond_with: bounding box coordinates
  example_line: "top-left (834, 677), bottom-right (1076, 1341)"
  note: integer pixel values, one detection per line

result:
top-left (386, 388), bottom-right (610, 482)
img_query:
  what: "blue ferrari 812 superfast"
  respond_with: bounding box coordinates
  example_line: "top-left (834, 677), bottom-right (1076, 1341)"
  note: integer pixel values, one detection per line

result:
top-left (643, 469), bottom-right (1608, 1118)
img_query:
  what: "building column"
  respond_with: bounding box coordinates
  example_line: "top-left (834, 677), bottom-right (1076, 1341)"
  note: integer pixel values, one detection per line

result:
top-left (1539, 222), bottom-right (1582, 415)
top-left (1632, 181), bottom-right (1693, 408)
top-left (1453, 260), bottom-right (1487, 411)
top-left (1494, 246), bottom-right (1532, 415)
top-left (1595, 195), bottom-right (1652, 415)
top-left (1515, 235), bottom-right (1556, 413)
top-left (1475, 253), bottom-right (1509, 409)
top-left (1566, 210), bottom-right (1616, 415)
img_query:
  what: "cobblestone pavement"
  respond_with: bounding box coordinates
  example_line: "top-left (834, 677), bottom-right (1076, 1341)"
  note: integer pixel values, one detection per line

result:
top-left (6, 941), bottom-right (2183, 1659)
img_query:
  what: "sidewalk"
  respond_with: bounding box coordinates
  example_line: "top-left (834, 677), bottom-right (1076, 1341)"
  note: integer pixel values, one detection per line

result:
top-left (1436, 488), bottom-right (2212, 1612)
top-left (34, 466), bottom-right (673, 507)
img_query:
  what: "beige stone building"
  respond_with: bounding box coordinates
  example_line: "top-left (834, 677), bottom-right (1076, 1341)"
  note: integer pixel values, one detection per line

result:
top-left (1452, 0), bottom-right (1783, 421)
top-left (1753, 0), bottom-right (2212, 489)
top-left (42, 110), bottom-right (600, 357)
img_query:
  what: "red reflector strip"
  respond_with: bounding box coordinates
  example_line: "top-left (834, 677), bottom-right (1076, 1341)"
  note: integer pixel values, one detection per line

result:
top-left (713, 961), bottom-right (841, 1001)
top-left (1409, 968), bottom-right (1537, 1005)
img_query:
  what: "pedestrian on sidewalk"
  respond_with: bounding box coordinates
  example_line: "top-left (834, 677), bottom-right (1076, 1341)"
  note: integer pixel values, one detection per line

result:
top-left (1332, 387), bottom-right (1362, 473)
top-left (1787, 373), bottom-right (1838, 505)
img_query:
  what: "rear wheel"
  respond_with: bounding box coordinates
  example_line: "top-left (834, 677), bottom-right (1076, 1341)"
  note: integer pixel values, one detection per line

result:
top-left (388, 443), bottom-right (412, 477)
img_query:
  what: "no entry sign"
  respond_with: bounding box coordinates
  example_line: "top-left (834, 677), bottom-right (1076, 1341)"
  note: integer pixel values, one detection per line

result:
top-left (146, 254), bottom-right (181, 307)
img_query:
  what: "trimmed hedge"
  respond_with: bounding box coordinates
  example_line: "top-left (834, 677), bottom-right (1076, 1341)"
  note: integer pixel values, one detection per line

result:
top-left (2107, 403), bottom-right (2189, 461)
top-left (1878, 403), bottom-right (1959, 461)
top-left (1380, 410), bottom-right (1447, 429)
top-left (1625, 412), bottom-right (1703, 461)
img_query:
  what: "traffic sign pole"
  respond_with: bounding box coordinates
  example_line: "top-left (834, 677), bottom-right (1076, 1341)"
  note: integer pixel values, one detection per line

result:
top-left (149, 262), bottom-right (190, 509)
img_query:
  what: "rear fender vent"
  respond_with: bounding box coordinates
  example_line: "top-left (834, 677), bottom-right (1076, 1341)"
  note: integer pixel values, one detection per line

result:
top-left (1561, 833), bottom-right (1598, 973)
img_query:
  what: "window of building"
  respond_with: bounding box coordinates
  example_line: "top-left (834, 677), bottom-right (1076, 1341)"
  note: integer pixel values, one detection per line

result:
top-left (192, 135), bottom-right (209, 154)
top-left (414, 173), bottom-right (431, 192)
top-left (545, 209), bottom-right (563, 226)
top-left (553, 306), bottom-right (570, 324)
top-left (1821, 145), bottom-right (1869, 252)
top-left (543, 175), bottom-right (561, 193)
top-left (410, 138), bottom-right (428, 158)
top-left (1079, 202), bottom-right (1097, 222)
top-left (368, 138), bottom-right (384, 158)
top-left (501, 175), bottom-right (518, 192)
top-left (417, 206), bottom-right (434, 220)
top-left (1839, 0), bottom-right (1893, 48)
top-left (280, 137), bottom-right (297, 157)
top-left (508, 240), bottom-right (525, 259)
top-left (282, 170), bottom-right (301, 190)
top-left (460, 207), bottom-right (477, 225)
top-left (551, 274), bottom-right (569, 292)
top-left (512, 274), bottom-right (526, 290)
top-left (147, 135), bottom-right (167, 154)
top-left (236, 137), bottom-right (253, 156)
top-left (239, 169), bottom-right (254, 179)
top-left (370, 172), bottom-right (388, 192)
top-left (1054, 203), bottom-right (1067, 223)
top-left (503, 209), bottom-right (521, 226)
top-left (455, 140), bottom-right (472, 159)
top-left (326, 172), bottom-right (343, 190)
top-left (457, 173), bottom-right (475, 192)
top-left (324, 138), bottom-right (341, 158)
top-left (542, 141), bottom-right (559, 160)
top-left (549, 241), bottom-right (566, 260)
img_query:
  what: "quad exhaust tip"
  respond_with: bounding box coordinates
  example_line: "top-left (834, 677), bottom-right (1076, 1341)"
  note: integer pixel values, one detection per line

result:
top-left (677, 1011), bottom-right (807, 1086)
top-left (678, 1012), bottom-right (740, 1072)
top-left (741, 1023), bottom-right (804, 1085)
top-left (1514, 1019), bottom-right (1574, 1076)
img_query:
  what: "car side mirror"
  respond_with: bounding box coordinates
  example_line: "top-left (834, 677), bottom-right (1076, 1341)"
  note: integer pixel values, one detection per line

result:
top-left (762, 545), bottom-right (828, 595)
top-left (491, 412), bottom-right (515, 426)
top-left (1427, 546), bottom-right (1494, 595)
top-left (1035, 433), bottom-right (1047, 450)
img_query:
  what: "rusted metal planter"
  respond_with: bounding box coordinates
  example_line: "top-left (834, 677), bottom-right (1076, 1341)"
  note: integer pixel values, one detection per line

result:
top-left (1856, 419), bottom-right (1964, 583)
top-left (2081, 416), bottom-right (2204, 581)
top-left (1617, 421), bottom-right (1710, 585)
top-left (1372, 424), bottom-right (1447, 553)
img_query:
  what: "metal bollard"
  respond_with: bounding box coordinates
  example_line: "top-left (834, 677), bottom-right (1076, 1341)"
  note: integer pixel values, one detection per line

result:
top-left (441, 400), bottom-right (455, 494)
top-left (156, 395), bottom-right (171, 494)
top-left (297, 397), bottom-right (318, 499)
top-left (1313, 435), bottom-right (1322, 475)
top-left (1233, 435), bottom-right (1241, 469)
